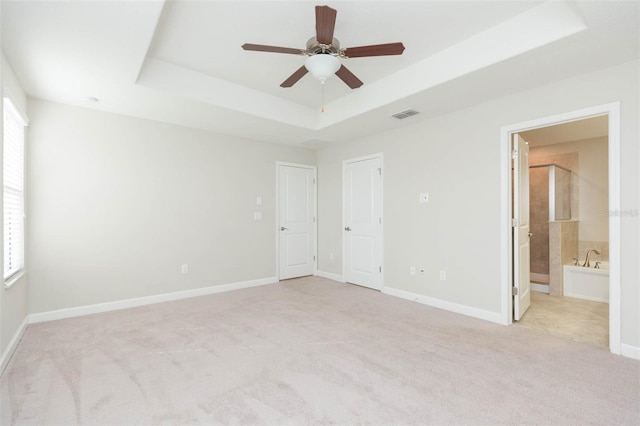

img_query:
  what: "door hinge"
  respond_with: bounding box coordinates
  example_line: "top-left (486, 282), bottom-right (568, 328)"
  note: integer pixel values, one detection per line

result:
top-left (512, 287), bottom-right (518, 296)
top-left (313, 178), bottom-right (316, 184)
top-left (379, 266), bottom-right (382, 273)
top-left (511, 218), bottom-right (518, 227)
top-left (377, 168), bottom-right (382, 175)
top-left (314, 255), bottom-right (316, 261)
top-left (379, 217), bottom-right (382, 224)
top-left (313, 216), bottom-right (316, 223)
top-left (512, 149), bottom-right (518, 159)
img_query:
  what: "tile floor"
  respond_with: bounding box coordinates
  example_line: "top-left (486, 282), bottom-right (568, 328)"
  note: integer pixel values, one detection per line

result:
top-left (516, 290), bottom-right (609, 347)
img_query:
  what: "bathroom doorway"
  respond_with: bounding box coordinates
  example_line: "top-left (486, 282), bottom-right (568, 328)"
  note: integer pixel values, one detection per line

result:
top-left (523, 117), bottom-right (608, 297)
top-left (517, 116), bottom-right (609, 346)
top-left (501, 102), bottom-right (621, 355)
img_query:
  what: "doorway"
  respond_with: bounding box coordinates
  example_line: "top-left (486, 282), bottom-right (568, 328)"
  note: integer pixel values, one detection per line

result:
top-left (516, 116), bottom-right (610, 346)
top-left (501, 102), bottom-right (621, 354)
top-left (276, 162), bottom-right (317, 280)
top-left (343, 154), bottom-right (384, 290)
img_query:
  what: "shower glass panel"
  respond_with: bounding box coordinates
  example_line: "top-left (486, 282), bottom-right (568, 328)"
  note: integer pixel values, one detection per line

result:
top-left (530, 164), bottom-right (572, 222)
top-left (529, 167), bottom-right (550, 277)
top-left (550, 165), bottom-right (571, 220)
top-left (529, 163), bottom-right (573, 278)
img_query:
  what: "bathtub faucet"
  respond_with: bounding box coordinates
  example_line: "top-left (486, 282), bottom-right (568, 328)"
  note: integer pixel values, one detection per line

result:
top-left (583, 249), bottom-right (601, 267)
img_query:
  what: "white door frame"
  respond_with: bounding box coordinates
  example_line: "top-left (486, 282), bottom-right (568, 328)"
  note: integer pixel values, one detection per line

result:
top-left (500, 102), bottom-right (621, 355)
top-left (275, 162), bottom-right (317, 280)
top-left (342, 153), bottom-right (384, 290)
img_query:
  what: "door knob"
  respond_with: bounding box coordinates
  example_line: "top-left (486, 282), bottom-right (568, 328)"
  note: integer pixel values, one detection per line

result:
top-left (528, 232), bottom-right (533, 238)
top-left (280, 227), bottom-right (288, 231)
top-left (344, 226), bottom-right (351, 231)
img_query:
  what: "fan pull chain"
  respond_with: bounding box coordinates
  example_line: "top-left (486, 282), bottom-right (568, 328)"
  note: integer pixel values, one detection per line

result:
top-left (321, 81), bottom-right (325, 113)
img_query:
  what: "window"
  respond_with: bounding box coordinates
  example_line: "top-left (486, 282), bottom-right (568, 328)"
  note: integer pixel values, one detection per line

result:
top-left (3, 98), bottom-right (26, 284)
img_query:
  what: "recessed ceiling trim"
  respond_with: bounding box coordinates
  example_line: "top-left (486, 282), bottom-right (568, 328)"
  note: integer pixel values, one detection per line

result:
top-left (3, 0), bottom-right (636, 148)
top-left (318, 1), bottom-right (587, 129)
top-left (137, 58), bottom-right (318, 128)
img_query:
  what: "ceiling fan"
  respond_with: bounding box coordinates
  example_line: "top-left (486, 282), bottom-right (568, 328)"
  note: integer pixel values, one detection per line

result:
top-left (241, 5), bottom-right (405, 89)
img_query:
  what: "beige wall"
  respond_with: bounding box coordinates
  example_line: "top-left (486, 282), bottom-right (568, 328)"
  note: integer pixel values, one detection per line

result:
top-left (26, 100), bottom-right (315, 314)
top-left (0, 52), bottom-right (29, 358)
top-left (317, 60), bottom-right (639, 348)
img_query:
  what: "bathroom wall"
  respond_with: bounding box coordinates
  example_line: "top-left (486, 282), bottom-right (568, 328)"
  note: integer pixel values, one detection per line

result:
top-left (530, 137), bottom-right (608, 262)
top-left (549, 220), bottom-right (579, 296)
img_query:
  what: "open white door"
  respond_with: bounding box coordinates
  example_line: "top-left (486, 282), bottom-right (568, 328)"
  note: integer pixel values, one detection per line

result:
top-left (343, 155), bottom-right (383, 290)
top-left (278, 164), bottom-right (316, 280)
top-left (513, 134), bottom-right (531, 320)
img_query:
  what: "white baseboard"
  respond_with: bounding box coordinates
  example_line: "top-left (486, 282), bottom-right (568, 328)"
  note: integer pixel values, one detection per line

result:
top-left (315, 270), bottom-right (344, 282)
top-left (29, 277), bottom-right (278, 324)
top-left (620, 343), bottom-right (640, 360)
top-left (0, 316), bottom-right (29, 375)
top-left (530, 283), bottom-right (550, 294)
top-left (530, 272), bottom-right (549, 283)
top-left (382, 286), bottom-right (503, 324)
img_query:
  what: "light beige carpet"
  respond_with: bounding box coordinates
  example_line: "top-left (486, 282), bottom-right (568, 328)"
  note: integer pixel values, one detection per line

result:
top-left (1, 276), bottom-right (639, 425)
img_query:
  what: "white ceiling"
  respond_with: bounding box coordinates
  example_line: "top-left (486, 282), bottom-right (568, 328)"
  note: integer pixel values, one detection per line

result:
top-left (521, 115), bottom-right (609, 147)
top-left (2, 1), bottom-right (638, 149)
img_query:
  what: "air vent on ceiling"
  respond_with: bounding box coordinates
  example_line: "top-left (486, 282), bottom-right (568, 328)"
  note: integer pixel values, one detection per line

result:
top-left (391, 109), bottom-right (420, 120)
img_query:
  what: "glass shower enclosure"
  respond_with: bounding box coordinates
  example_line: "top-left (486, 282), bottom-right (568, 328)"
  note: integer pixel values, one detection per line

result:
top-left (530, 164), bottom-right (572, 221)
top-left (529, 164), bottom-right (573, 284)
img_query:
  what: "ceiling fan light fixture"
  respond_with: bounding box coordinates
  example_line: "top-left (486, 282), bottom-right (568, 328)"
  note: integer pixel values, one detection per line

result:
top-left (305, 54), bottom-right (341, 83)
top-left (242, 5), bottom-right (404, 89)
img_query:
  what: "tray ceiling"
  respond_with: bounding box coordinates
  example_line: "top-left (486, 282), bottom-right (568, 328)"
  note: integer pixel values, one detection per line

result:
top-left (2, 1), bottom-right (638, 148)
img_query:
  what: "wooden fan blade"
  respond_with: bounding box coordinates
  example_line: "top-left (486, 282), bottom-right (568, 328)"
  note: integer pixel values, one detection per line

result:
top-left (335, 65), bottom-right (363, 89)
top-left (242, 43), bottom-right (303, 55)
top-left (343, 42), bottom-right (405, 58)
top-left (316, 5), bottom-right (337, 45)
top-left (280, 66), bottom-right (309, 88)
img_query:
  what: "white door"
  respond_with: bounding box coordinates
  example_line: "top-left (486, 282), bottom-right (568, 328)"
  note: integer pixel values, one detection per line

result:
top-left (513, 134), bottom-right (531, 320)
top-left (343, 155), bottom-right (383, 290)
top-left (278, 164), bottom-right (316, 280)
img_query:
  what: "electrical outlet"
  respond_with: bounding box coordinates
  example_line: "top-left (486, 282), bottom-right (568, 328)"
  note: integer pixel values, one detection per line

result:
top-left (439, 270), bottom-right (446, 281)
top-left (419, 268), bottom-right (426, 277)
top-left (410, 266), bottom-right (416, 276)
top-left (181, 264), bottom-right (189, 274)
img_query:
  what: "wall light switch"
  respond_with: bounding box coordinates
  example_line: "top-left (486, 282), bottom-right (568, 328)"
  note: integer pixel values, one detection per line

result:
top-left (254, 212), bottom-right (262, 221)
top-left (181, 264), bottom-right (189, 274)
top-left (256, 196), bottom-right (262, 206)
top-left (410, 266), bottom-right (416, 276)
top-left (419, 193), bottom-right (429, 203)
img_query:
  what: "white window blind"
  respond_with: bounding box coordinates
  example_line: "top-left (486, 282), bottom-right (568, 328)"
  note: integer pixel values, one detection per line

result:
top-left (3, 98), bottom-right (26, 282)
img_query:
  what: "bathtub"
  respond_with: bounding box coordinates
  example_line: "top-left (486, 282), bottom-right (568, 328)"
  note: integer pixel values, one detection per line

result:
top-left (563, 262), bottom-right (609, 303)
